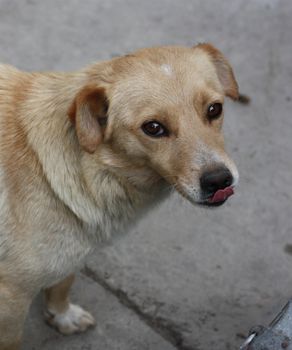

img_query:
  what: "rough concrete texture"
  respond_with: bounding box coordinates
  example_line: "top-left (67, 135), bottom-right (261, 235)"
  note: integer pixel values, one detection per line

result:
top-left (23, 274), bottom-right (176, 350)
top-left (0, 0), bottom-right (291, 349)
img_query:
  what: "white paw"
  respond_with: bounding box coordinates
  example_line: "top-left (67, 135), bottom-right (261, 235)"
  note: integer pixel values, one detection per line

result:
top-left (45, 303), bottom-right (96, 335)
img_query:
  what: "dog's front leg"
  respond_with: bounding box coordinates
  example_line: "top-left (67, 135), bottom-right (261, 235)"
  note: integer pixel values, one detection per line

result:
top-left (44, 274), bottom-right (95, 335)
top-left (0, 281), bottom-right (31, 350)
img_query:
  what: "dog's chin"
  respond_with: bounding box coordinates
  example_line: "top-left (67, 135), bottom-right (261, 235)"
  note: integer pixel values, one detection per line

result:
top-left (198, 199), bottom-right (227, 208)
top-left (178, 193), bottom-right (228, 208)
top-left (174, 184), bottom-right (230, 208)
top-left (179, 192), bottom-right (228, 208)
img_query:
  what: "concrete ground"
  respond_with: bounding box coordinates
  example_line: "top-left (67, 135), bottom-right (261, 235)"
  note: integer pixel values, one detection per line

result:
top-left (0, 0), bottom-right (291, 349)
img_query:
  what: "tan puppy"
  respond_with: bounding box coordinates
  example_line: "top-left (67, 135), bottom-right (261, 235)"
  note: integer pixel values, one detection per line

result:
top-left (0, 44), bottom-right (239, 350)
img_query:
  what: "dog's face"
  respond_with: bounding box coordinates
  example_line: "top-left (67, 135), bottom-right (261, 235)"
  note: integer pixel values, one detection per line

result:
top-left (69, 44), bottom-right (239, 207)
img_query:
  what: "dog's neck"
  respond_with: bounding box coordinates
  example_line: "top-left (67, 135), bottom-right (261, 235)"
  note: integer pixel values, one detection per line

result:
top-left (80, 163), bottom-right (170, 241)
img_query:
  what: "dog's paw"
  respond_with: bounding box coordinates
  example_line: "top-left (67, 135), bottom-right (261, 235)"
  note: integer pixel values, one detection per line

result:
top-left (45, 303), bottom-right (96, 335)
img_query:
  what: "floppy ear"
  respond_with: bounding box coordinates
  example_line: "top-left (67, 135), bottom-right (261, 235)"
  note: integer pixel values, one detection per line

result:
top-left (196, 43), bottom-right (239, 100)
top-left (68, 86), bottom-right (108, 153)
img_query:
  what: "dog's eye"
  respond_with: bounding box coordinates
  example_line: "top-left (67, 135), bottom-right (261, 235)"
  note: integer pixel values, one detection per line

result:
top-left (207, 103), bottom-right (223, 120)
top-left (142, 121), bottom-right (168, 137)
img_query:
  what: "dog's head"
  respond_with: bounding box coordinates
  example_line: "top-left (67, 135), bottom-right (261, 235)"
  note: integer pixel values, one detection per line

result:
top-left (68, 44), bottom-right (239, 207)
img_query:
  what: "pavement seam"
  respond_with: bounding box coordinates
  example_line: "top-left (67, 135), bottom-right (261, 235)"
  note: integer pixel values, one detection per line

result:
top-left (82, 265), bottom-right (195, 350)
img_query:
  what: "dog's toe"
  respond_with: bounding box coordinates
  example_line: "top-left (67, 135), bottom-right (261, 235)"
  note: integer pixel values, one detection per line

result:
top-left (45, 303), bottom-right (96, 335)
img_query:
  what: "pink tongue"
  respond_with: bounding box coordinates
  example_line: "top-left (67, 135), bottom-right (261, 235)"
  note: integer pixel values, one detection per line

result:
top-left (209, 186), bottom-right (234, 203)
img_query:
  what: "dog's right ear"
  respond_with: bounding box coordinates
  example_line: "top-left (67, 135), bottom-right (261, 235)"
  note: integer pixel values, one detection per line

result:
top-left (68, 86), bottom-right (109, 153)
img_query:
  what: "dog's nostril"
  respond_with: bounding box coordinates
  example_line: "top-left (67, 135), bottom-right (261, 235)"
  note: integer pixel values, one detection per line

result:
top-left (206, 183), bottom-right (217, 193)
top-left (224, 177), bottom-right (232, 187)
top-left (200, 167), bottom-right (233, 194)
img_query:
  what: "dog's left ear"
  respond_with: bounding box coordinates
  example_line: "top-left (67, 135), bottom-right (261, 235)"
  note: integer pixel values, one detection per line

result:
top-left (195, 43), bottom-right (239, 100)
top-left (68, 86), bottom-right (109, 153)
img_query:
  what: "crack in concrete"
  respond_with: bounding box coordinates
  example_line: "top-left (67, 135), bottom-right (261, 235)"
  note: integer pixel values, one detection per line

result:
top-left (82, 265), bottom-right (196, 350)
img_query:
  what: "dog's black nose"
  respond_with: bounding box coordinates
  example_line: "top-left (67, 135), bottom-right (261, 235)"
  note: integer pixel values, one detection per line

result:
top-left (200, 167), bottom-right (233, 194)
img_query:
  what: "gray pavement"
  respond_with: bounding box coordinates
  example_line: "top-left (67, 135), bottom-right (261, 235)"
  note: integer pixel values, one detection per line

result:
top-left (0, 0), bottom-right (291, 349)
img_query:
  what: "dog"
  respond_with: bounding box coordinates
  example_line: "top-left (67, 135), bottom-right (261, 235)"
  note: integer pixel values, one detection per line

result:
top-left (0, 44), bottom-right (239, 350)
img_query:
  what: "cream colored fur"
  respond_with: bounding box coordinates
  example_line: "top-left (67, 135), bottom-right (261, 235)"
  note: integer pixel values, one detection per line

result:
top-left (0, 44), bottom-right (238, 349)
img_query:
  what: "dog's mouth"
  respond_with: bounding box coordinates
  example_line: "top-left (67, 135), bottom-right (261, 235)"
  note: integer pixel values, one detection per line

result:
top-left (201, 186), bottom-right (234, 207)
top-left (174, 182), bottom-right (235, 208)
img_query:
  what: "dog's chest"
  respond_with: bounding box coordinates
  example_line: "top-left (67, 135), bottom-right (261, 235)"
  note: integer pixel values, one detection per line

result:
top-left (0, 148), bottom-right (168, 289)
top-left (42, 186), bottom-right (167, 285)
